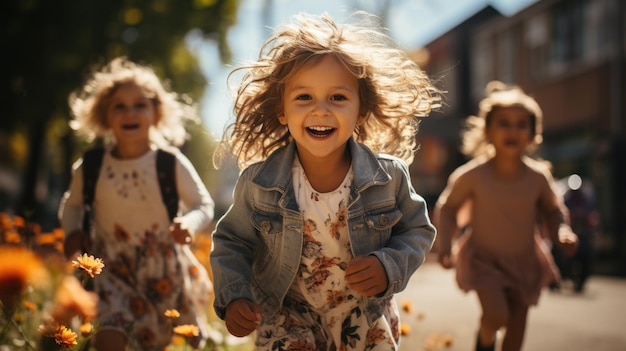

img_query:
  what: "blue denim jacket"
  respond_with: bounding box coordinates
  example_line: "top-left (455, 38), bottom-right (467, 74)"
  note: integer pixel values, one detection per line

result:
top-left (211, 138), bottom-right (436, 324)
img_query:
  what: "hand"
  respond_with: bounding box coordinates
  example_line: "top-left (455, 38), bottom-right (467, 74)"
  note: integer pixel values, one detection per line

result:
top-left (345, 255), bottom-right (389, 297)
top-left (438, 251), bottom-right (454, 269)
top-left (558, 228), bottom-right (579, 257)
top-left (169, 218), bottom-right (192, 245)
top-left (224, 299), bottom-right (262, 337)
top-left (63, 229), bottom-right (92, 259)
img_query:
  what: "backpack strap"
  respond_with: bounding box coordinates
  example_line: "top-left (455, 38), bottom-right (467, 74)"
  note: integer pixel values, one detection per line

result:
top-left (81, 148), bottom-right (105, 232)
top-left (156, 149), bottom-right (179, 222)
top-left (81, 148), bottom-right (179, 225)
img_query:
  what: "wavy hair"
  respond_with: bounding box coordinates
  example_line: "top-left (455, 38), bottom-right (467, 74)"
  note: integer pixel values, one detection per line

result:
top-left (214, 12), bottom-right (441, 169)
top-left (462, 80), bottom-right (543, 158)
top-left (68, 57), bottom-right (198, 147)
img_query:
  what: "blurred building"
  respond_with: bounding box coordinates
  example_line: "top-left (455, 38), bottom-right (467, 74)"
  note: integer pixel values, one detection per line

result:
top-left (410, 0), bottom-right (626, 275)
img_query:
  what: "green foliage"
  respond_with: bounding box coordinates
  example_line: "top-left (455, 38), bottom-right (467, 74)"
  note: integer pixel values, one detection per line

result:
top-left (0, 0), bottom-right (239, 223)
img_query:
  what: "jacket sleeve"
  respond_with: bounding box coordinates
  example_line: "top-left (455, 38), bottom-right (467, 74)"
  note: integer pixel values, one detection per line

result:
top-left (210, 167), bottom-right (259, 320)
top-left (373, 159), bottom-right (436, 297)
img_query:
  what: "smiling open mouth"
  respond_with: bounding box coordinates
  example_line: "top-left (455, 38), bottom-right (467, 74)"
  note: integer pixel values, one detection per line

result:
top-left (307, 126), bottom-right (335, 137)
top-left (122, 123), bottom-right (140, 130)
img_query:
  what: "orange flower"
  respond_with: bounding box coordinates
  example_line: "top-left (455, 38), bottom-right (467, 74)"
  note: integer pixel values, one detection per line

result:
top-left (130, 297), bottom-right (146, 317)
top-left (4, 230), bottom-right (21, 243)
top-left (441, 334), bottom-right (454, 347)
top-left (400, 323), bottom-right (411, 336)
top-left (154, 277), bottom-right (173, 296)
top-left (79, 322), bottom-right (93, 336)
top-left (53, 228), bottom-right (65, 240)
top-left (164, 309), bottom-right (180, 318)
top-left (113, 223), bottom-right (130, 241)
top-left (23, 300), bottom-right (37, 311)
top-left (72, 253), bottom-right (105, 278)
top-left (49, 276), bottom-right (98, 324)
top-left (170, 335), bottom-right (186, 346)
top-left (188, 265), bottom-right (200, 278)
top-left (173, 324), bottom-right (199, 337)
top-left (53, 325), bottom-right (77, 348)
top-left (0, 247), bottom-right (49, 310)
top-left (37, 233), bottom-right (56, 246)
top-left (0, 212), bottom-right (11, 230)
top-left (401, 300), bottom-right (414, 313)
top-left (12, 215), bottom-right (25, 228)
top-left (39, 324), bottom-right (78, 349)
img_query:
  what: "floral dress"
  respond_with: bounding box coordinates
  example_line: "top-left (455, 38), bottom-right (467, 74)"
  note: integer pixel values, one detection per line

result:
top-left (60, 148), bottom-right (213, 350)
top-left (255, 158), bottom-right (400, 351)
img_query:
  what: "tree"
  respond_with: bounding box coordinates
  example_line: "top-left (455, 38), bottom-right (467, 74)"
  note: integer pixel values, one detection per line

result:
top-left (0, 0), bottom-right (239, 227)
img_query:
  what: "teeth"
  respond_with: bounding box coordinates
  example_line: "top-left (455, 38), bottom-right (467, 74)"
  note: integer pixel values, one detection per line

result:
top-left (308, 126), bottom-right (333, 131)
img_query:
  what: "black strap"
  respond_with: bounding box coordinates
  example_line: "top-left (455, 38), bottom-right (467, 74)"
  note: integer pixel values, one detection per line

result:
top-left (81, 148), bottom-right (105, 232)
top-left (81, 148), bottom-right (178, 225)
top-left (156, 149), bottom-right (179, 222)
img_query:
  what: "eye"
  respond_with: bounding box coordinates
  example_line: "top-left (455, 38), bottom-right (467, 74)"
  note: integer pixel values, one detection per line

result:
top-left (330, 94), bottom-right (347, 101)
top-left (112, 103), bottom-right (126, 111)
top-left (134, 102), bottom-right (148, 110)
top-left (295, 94), bottom-right (312, 101)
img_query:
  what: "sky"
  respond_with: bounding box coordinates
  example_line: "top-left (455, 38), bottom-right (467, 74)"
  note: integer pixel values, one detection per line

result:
top-left (187, 0), bottom-right (539, 137)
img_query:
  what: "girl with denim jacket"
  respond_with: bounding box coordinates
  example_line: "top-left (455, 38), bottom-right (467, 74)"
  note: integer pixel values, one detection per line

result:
top-left (211, 12), bottom-right (441, 350)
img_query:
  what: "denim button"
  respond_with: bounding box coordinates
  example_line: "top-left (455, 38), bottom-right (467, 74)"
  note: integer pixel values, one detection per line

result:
top-left (261, 221), bottom-right (271, 232)
top-left (379, 215), bottom-right (389, 226)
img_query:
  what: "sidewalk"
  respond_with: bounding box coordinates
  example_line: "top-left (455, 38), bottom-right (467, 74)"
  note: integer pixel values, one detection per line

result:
top-left (396, 254), bottom-right (626, 351)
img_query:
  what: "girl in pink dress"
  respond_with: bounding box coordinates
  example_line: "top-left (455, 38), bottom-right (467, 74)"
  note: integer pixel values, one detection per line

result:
top-left (434, 81), bottom-right (578, 351)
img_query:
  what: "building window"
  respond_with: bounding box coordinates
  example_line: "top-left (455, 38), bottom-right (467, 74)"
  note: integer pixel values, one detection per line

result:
top-left (471, 33), bottom-right (494, 103)
top-left (497, 29), bottom-right (517, 84)
top-left (550, 0), bottom-right (586, 73)
top-left (525, 13), bottom-right (549, 81)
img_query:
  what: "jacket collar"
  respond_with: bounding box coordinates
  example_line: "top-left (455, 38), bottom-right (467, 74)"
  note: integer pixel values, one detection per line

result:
top-left (252, 138), bottom-right (391, 192)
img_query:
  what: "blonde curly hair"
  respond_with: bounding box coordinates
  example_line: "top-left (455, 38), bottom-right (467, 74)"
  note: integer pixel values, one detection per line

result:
top-left (215, 12), bottom-right (441, 169)
top-left (462, 80), bottom-right (543, 158)
top-left (68, 57), bottom-right (198, 148)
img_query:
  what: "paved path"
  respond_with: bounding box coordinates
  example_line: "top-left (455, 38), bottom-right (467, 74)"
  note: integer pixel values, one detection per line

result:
top-left (396, 255), bottom-right (626, 351)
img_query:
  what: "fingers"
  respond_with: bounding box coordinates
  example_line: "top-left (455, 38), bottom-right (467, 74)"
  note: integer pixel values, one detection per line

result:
top-left (225, 300), bottom-right (262, 337)
top-left (438, 253), bottom-right (454, 269)
top-left (345, 255), bottom-right (388, 296)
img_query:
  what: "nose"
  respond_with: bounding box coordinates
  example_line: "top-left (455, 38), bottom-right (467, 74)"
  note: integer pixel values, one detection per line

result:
top-left (311, 100), bottom-right (330, 116)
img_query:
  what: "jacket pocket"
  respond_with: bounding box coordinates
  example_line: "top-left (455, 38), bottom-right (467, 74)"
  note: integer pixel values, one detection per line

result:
top-left (364, 207), bottom-right (402, 246)
top-left (251, 212), bottom-right (282, 273)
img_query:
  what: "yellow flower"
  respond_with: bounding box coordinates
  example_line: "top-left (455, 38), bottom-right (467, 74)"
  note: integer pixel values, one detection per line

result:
top-left (53, 325), bottom-right (77, 348)
top-left (164, 309), bottom-right (180, 318)
top-left (72, 253), bottom-right (105, 278)
top-left (173, 324), bottom-right (200, 337)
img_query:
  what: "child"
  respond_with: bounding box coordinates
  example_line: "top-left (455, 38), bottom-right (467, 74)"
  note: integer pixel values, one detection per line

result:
top-left (434, 81), bottom-right (578, 351)
top-left (58, 57), bottom-right (214, 351)
top-left (210, 12), bottom-right (440, 351)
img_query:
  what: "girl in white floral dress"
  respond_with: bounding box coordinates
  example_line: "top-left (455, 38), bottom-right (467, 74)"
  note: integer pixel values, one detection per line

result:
top-left (59, 57), bottom-right (214, 351)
